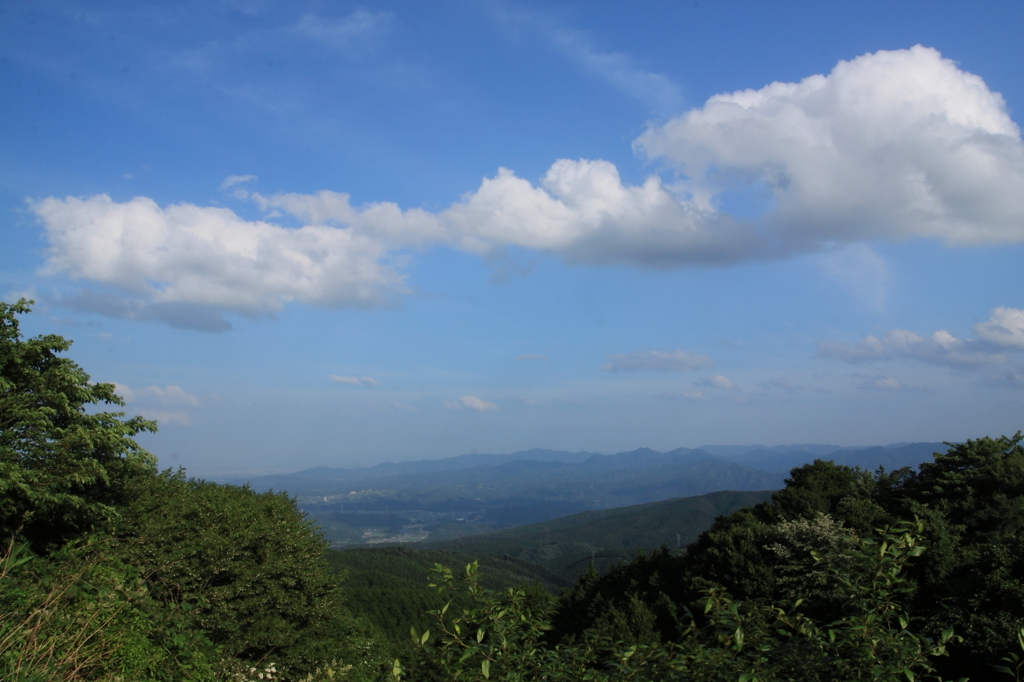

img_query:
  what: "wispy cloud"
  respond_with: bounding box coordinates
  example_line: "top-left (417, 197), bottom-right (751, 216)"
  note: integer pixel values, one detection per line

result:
top-left (815, 244), bottom-right (889, 312)
top-left (861, 375), bottom-right (904, 391)
top-left (328, 375), bottom-right (380, 387)
top-left (488, 3), bottom-right (681, 113)
top-left (762, 378), bottom-right (802, 391)
top-left (220, 174), bottom-right (257, 191)
top-left (445, 395), bottom-right (498, 412)
top-left (114, 382), bottom-right (200, 426)
top-left (116, 383), bottom-right (201, 406)
top-left (602, 349), bottom-right (714, 372)
top-left (514, 353), bottom-right (548, 361)
top-left (818, 307), bottom-right (1024, 369)
top-left (546, 28), bottom-right (682, 113)
top-left (697, 374), bottom-right (736, 389)
top-left (819, 307), bottom-right (1024, 368)
top-left (292, 10), bottom-right (392, 53)
top-left (220, 174), bottom-right (258, 200)
top-left (819, 329), bottom-right (1002, 369)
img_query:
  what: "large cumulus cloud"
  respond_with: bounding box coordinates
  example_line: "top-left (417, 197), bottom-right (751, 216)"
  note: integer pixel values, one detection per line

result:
top-left (636, 45), bottom-right (1024, 247)
top-left (31, 47), bottom-right (1024, 327)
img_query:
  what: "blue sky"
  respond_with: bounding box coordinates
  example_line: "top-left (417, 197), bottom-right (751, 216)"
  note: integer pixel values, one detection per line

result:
top-left (3, 0), bottom-right (1024, 476)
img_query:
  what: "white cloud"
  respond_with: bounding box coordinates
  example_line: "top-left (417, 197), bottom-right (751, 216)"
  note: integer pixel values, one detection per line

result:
top-left (863, 376), bottom-right (903, 391)
top-left (34, 164), bottom-right (755, 327)
top-left (254, 163), bottom-right (764, 266)
top-left (602, 349), bottom-right (715, 372)
top-left (973, 307), bottom-right (1024, 349)
top-left (32, 47), bottom-right (1024, 327)
top-left (220, 174), bottom-right (258, 200)
top-left (819, 329), bottom-right (1004, 368)
top-left (34, 194), bottom-right (407, 314)
top-left (148, 384), bottom-right (201, 406)
top-left (138, 410), bottom-right (193, 427)
top-left (113, 383), bottom-right (200, 426)
top-left (253, 189), bottom-right (446, 247)
top-left (445, 395), bottom-right (498, 412)
top-left (220, 174), bottom-right (257, 191)
top-left (440, 160), bottom-right (759, 267)
top-left (683, 391), bottom-right (706, 401)
top-left (115, 383), bottom-right (201, 406)
top-left (698, 374), bottom-right (736, 389)
top-left (328, 374), bottom-right (379, 387)
top-left (514, 354), bottom-right (548, 361)
top-left (637, 45), bottom-right (1024, 249)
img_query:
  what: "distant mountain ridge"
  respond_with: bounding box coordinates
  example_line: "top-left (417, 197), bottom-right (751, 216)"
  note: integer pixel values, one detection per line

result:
top-left (228, 442), bottom-right (946, 548)
top-left (249, 448), bottom-right (598, 484)
top-left (236, 442), bottom-right (946, 495)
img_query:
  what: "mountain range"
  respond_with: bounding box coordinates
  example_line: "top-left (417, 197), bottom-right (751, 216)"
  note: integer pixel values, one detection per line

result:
top-left (231, 442), bottom-right (947, 547)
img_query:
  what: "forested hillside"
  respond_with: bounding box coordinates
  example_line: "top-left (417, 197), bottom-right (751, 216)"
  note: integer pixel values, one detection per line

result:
top-left (423, 489), bottom-right (774, 580)
top-left (326, 548), bottom-right (568, 646)
top-left (5, 299), bottom-right (1024, 681)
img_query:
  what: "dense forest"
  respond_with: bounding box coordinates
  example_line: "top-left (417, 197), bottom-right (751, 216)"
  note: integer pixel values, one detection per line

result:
top-left (3, 298), bottom-right (1024, 681)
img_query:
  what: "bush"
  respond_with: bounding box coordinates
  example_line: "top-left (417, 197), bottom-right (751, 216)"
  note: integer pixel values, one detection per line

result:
top-left (0, 537), bottom-right (217, 682)
top-left (111, 471), bottom-right (386, 679)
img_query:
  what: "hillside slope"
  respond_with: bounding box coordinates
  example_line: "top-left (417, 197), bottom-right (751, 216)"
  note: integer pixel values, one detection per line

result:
top-left (327, 546), bottom-right (569, 645)
top-left (423, 489), bottom-right (775, 580)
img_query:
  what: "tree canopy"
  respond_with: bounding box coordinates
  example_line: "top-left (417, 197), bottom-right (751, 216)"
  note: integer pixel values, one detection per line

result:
top-left (0, 299), bottom-right (157, 552)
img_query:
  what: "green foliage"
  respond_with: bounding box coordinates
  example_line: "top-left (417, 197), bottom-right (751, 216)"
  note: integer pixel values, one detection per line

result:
top-left (771, 459), bottom-right (876, 523)
top-left (0, 302), bottom-right (390, 681)
top-left (764, 512), bottom-right (859, 608)
top-left (0, 300), bottom-right (157, 552)
top-left (325, 546), bottom-right (565, 648)
top-left (551, 435), bottom-right (1024, 677)
top-left (550, 549), bottom-right (690, 647)
top-left (899, 433), bottom-right (1024, 676)
top-left (400, 522), bottom-right (959, 681)
top-left (0, 537), bottom-right (218, 682)
top-left (111, 471), bottom-right (386, 679)
top-left (401, 560), bottom-right (582, 682)
top-left (992, 627), bottom-right (1024, 680)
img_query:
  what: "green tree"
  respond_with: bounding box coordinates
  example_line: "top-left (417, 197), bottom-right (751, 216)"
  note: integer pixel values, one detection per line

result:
top-left (402, 522), bottom-right (959, 682)
top-left (900, 433), bottom-right (1024, 678)
top-left (111, 471), bottom-right (385, 679)
top-left (0, 300), bottom-right (157, 553)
